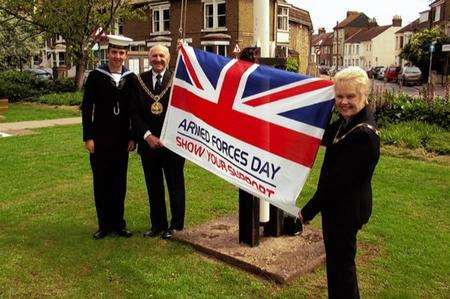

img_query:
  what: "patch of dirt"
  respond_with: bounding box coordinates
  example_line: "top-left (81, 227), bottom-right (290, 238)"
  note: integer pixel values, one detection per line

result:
top-left (173, 215), bottom-right (325, 284)
top-left (382, 145), bottom-right (450, 165)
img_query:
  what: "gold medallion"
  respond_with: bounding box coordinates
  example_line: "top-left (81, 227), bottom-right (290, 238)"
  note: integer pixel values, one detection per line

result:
top-left (151, 102), bottom-right (163, 115)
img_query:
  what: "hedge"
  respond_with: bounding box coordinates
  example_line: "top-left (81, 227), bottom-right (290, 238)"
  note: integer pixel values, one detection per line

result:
top-left (0, 70), bottom-right (76, 102)
top-left (33, 91), bottom-right (83, 106)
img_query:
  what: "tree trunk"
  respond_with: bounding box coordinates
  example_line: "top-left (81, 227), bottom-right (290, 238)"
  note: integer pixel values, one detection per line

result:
top-left (74, 53), bottom-right (87, 90)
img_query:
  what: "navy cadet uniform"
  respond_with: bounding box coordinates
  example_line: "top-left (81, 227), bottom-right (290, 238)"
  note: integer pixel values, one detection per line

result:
top-left (82, 64), bottom-right (136, 235)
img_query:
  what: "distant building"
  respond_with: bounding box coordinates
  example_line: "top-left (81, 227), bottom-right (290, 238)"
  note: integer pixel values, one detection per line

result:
top-left (311, 28), bottom-right (333, 66)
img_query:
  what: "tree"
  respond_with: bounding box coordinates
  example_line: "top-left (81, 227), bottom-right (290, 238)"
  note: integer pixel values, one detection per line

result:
top-left (0, 0), bottom-right (143, 89)
top-left (400, 27), bottom-right (447, 79)
top-left (0, 10), bottom-right (42, 71)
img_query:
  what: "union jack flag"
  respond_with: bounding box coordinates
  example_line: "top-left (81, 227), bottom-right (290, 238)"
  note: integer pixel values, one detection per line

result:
top-left (161, 45), bottom-right (334, 215)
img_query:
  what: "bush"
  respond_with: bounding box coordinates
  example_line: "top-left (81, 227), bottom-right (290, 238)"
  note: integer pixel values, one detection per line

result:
top-left (381, 121), bottom-right (450, 154)
top-left (34, 91), bottom-right (83, 106)
top-left (0, 70), bottom-right (76, 102)
top-left (371, 91), bottom-right (450, 129)
top-left (286, 57), bottom-right (299, 73)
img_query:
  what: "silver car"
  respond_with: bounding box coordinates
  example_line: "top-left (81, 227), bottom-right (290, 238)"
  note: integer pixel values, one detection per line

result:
top-left (398, 66), bottom-right (422, 86)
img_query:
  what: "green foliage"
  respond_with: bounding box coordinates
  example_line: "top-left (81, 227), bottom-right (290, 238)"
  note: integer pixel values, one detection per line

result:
top-left (381, 121), bottom-right (450, 154)
top-left (0, 70), bottom-right (76, 102)
top-left (400, 27), bottom-right (447, 75)
top-left (34, 91), bottom-right (82, 106)
top-left (372, 91), bottom-right (450, 129)
top-left (286, 57), bottom-right (299, 72)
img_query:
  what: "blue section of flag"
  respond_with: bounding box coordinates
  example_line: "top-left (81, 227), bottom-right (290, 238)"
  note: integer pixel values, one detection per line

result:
top-left (279, 100), bottom-right (335, 129)
top-left (243, 65), bottom-right (311, 98)
top-left (176, 56), bottom-right (193, 85)
top-left (193, 48), bottom-right (231, 88)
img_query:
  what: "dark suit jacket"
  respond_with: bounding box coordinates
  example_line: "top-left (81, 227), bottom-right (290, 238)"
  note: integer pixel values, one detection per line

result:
top-left (130, 69), bottom-right (173, 155)
top-left (81, 66), bottom-right (135, 153)
top-left (301, 106), bottom-right (380, 229)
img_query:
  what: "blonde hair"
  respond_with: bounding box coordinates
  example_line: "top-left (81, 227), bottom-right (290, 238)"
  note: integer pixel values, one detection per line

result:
top-left (334, 66), bottom-right (370, 98)
top-left (149, 44), bottom-right (171, 63)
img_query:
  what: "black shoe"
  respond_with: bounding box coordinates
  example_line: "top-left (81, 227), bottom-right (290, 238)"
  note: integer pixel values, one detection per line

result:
top-left (93, 230), bottom-right (108, 240)
top-left (116, 229), bottom-right (133, 238)
top-left (143, 229), bottom-right (162, 238)
top-left (161, 229), bottom-right (173, 239)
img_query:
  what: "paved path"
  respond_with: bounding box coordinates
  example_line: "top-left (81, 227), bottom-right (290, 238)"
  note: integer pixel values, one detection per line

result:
top-left (0, 117), bottom-right (81, 136)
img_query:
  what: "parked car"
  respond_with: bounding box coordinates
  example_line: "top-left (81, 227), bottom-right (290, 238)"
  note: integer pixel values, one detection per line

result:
top-left (398, 66), bottom-right (422, 86)
top-left (366, 66), bottom-right (383, 78)
top-left (318, 65), bottom-right (329, 75)
top-left (375, 67), bottom-right (386, 80)
top-left (384, 66), bottom-right (400, 83)
top-left (25, 68), bottom-right (53, 80)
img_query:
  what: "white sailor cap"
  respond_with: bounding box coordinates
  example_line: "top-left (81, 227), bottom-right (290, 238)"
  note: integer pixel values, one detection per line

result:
top-left (107, 34), bottom-right (133, 49)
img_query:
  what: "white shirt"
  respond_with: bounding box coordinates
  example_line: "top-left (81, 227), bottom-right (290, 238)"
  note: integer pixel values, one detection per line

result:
top-left (144, 69), bottom-right (167, 139)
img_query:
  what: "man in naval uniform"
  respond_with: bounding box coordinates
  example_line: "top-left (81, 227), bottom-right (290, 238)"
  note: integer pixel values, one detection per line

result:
top-left (82, 35), bottom-right (136, 239)
top-left (130, 44), bottom-right (185, 240)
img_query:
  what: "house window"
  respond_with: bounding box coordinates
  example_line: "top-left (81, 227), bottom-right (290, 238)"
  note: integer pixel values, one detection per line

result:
top-left (356, 45), bottom-right (359, 55)
top-left (58, 52), bottom-right (65, 66)
top-left (143, 58), bottom-right (150, 72)
top-left (99, 49), bottom-right (107, 65)
top-left (202, 45), bottom-right (227, 56)
top-left (204, 0), bottom-right (226, 30)
top-left (434, 5), bottom-right (441, 22)
top-left (152, 5), bottom-right (170, 33)
top-left (277, 6), bottom-right (289, 31)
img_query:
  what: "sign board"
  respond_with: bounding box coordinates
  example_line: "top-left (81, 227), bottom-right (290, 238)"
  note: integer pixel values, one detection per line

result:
top-left (233, 44), bottom-right (241, 53)
top-left (430, 44), bottom-right (435, 52)
top-left (442, 44), bottom-right (450, 52)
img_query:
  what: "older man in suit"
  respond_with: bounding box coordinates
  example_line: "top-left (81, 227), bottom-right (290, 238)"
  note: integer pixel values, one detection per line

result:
top-left (131, 44), bottom-right (185, 239)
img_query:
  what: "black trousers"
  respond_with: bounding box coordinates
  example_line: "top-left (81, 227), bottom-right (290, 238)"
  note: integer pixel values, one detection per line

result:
top-left (90, 151), bottom-right (129, 232)
top-left (322, 215), bottom-right (360, 299)
top-left (140, 148), bottom-right (185, 231)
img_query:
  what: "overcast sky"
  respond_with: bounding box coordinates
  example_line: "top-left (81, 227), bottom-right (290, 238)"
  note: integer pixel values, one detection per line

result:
top-left (287, 0), bottom-right (431, 33)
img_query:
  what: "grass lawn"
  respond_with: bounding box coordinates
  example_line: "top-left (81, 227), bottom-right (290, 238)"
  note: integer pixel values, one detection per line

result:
top-left (0, 103), bottom-right (80, 123)
top-left (0, 125), bottom-right (448, 298)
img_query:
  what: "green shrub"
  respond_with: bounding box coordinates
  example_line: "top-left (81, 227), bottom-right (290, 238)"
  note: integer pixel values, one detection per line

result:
top-left (372, 91), bottom-right (450, 129)
top-left (34, 91), bottom-right (83, 106)
top-left (0, 70), bottom-right (76, 102)
top-left (286, 57), bottom-right (299, 73)
top-left (381, 121), bottom-right (450, 154)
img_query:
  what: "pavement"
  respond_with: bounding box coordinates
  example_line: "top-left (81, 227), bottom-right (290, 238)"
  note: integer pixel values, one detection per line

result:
top-left (0, 117), bottom-right (81, 137)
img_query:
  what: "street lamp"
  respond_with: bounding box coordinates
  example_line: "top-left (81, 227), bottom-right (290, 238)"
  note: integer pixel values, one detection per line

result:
top-left (428, 41), bottom-right (437, 85)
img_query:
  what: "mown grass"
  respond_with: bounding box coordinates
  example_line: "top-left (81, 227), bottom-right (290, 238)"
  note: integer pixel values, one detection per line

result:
top-left (0, 103), bottom-right (80, 123)
top-left (0, 125), bottom-right (449, 298)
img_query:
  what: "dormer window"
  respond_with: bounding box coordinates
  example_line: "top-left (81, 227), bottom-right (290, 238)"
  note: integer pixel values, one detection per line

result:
top-left (204, 0), bottom-right (226, 30)
top-left (152, 4), bottom-right (170, 33)
top-left (277, 6), bottom-right (289, 31)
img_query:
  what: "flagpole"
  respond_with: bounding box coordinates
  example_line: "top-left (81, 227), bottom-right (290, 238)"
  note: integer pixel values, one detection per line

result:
top-left (254, 0), bottom-right (270, 223)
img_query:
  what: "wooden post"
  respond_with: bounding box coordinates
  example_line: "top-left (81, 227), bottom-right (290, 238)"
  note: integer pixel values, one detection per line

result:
top-left (0, 98), bottom-right (8, 118)
top-left (264, 205), bottom-right (284, 237)
top-left (238, 189), bottom-right (260, 247)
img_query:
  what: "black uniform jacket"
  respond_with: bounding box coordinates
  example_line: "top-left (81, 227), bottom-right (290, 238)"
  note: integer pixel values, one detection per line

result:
top-left (81, 65), bottom-right (136, 153)
top-left (301, 106), bottom-right (380, 229)
top-left (130, 69), bottom-right (173, 154)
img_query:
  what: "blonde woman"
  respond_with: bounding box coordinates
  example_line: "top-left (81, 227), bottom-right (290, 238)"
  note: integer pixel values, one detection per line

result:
top-left (300, 67), bottom-right (380, 298)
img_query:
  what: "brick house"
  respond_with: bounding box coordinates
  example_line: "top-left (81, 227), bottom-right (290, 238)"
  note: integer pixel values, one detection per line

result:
top-left (116, 0), bottom-right (312, 74)
top-left (332, 11), bottom-right (372, 66)
top-left (429, 0), bottom-right (450, 36)
top-left (311, 28), bottom-right (333, 66)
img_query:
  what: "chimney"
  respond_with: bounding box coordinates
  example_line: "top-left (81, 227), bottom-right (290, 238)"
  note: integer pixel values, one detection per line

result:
top-left (318, 27), bottom-right (326, 35)
top-left (392, 15), bottom-right (402, 27)
top-left (347, 11), bottom-right (359, 18)
top-left (368, 17), bottom-right (378, 28)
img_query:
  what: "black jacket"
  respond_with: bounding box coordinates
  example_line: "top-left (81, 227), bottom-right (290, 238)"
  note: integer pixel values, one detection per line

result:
top-left (301, 106), bottom-right (380, 229)
top-left (81, 65), bottom-right (136, 153)
top-left (130, 69), bottom-right (173, 154)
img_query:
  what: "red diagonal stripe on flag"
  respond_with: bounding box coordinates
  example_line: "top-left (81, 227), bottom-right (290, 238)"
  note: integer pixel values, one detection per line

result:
top-left (171, 86), bottom-right (320, 167)
top-left (180, 47), bottom-right (203, 90)
top-left (244, 80), bottom-right (333, 107)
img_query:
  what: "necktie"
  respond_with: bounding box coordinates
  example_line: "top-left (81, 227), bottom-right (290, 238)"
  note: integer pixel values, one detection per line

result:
top-left (155, 74), bottom-right (162, 93)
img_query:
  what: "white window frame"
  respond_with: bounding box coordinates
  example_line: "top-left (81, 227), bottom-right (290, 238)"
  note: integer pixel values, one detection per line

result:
top-left (203, 0), bottom-right (226, 31)
top-left (277, 5), bottom-right (289, 31)
top-left (201, 40), bottom-right (229, 56)
top-left (434, 5), bottom-right (441, 22)
top-left (151, 3), bottom-right (170, 34)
